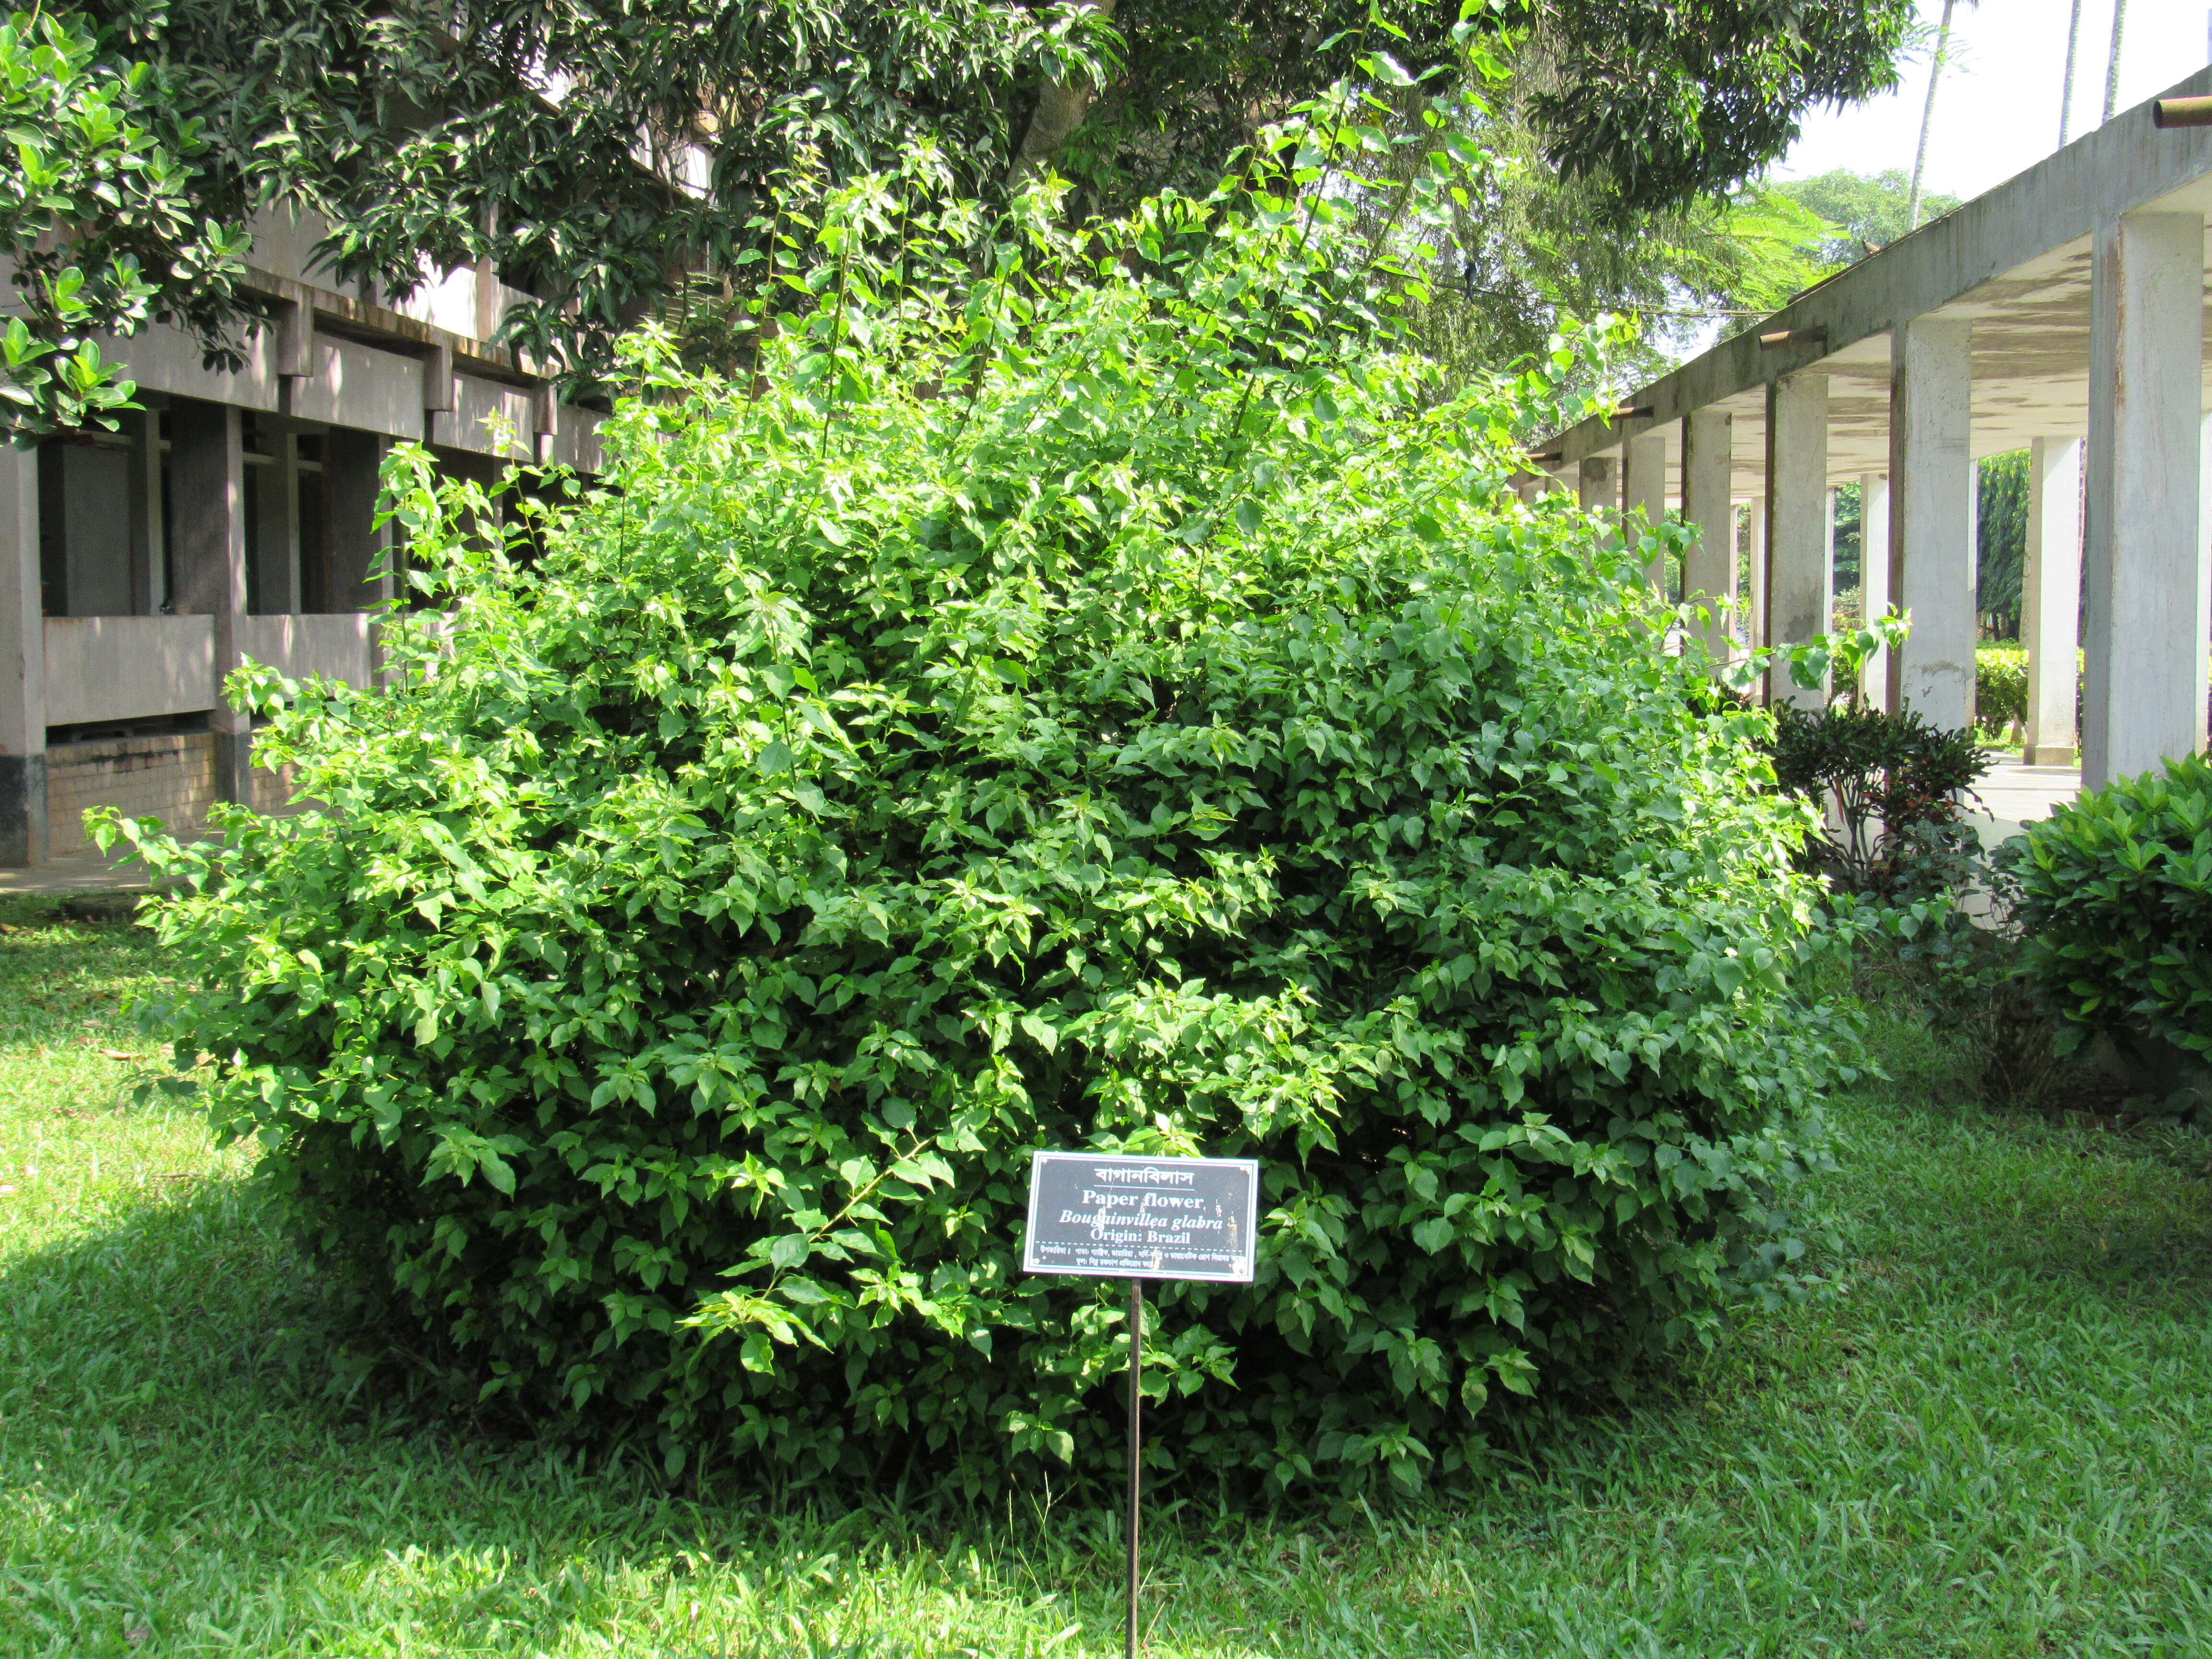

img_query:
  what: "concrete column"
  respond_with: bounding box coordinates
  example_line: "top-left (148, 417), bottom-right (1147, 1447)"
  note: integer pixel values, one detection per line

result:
top-left (327, 430), bottom-right (396, 613)
top-left (1577, 455), bottom-right (1616, 514)
top-left (1886, 318), bottom-right (1976, 728)
top-left (169, 400), bottom-right (251, 802)
top-left (1764, 373), bottom-right (1829, 708)
top-left (2201, 411), bottom-right (2212, 755)
top-left (2022, 437), bottom-right (2083, 765)
top-left (1860, 472), bottom-right (1892, 709)
top-left (2084, 212), bottom-right (2206, 787)
top-left (254, 433), bottom-right (301, 617)
top-left (1681, 410), bottom-right (1734, 660)
top-left (0, 445), bottom-right (45, 865)
top-left (1824, 484), bottom-right (1838, 605)
top-left (326, 429), bottom-right (396, 684)
top-left (1621, 431), bottom-right (1669, 591)
top-left (1745, 495), bottom-right (1767, 653)
top-left (124, 407), bottom-right (165, 614)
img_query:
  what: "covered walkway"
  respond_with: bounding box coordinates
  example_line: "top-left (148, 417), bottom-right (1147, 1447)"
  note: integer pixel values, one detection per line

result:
top-left (1533, 65), bottom-right (2212, 799)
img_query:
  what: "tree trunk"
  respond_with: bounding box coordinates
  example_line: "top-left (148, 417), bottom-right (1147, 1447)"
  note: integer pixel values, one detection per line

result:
top-left (2101, 0), bottom-right (2128, 125)
top-left (1906, 0), bottom-right (1955, 231)
top-left (2058, 0), bottom-right (2083, 146)
top-left (1007, 0), bottom-right (1118, 189)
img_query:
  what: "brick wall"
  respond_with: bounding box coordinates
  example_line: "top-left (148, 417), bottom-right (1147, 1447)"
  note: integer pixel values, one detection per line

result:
top-left (249, 758), bottom-right (303, 817)
top-left (46, 733), bottom-right (217, 853)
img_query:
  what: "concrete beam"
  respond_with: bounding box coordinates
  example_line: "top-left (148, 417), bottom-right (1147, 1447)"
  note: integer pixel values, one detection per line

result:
top-left (1766, 373), bottom-right (1830, 707)
top-left (1887, 319), bottom-right (1976, 727)
top-left (1681, 410), bottom-right (1734, 659)
top-left (2084, 210), bottom-right (2206, 786)
top-left (2023, 436), bottom-right (2083, 764)
top-left (1538, 66), bottom-right (2212, 466)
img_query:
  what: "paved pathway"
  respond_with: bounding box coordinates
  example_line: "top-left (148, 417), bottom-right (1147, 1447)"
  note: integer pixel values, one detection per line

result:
top-left (1972, 758), bottom-right (2082, 847)
top-left (0, 845), bottom-right (155, 899)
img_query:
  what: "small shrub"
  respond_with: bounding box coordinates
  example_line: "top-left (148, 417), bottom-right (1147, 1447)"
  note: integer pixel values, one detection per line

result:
top-left (99, 158), bottom-right (1860, 1502)
top-left (1868, 824), bottom-right (2063, 1109)
top-left (2008, 754), bottom-right (2212, 1064)
top-left (1975, 647), bottom-right (2026, 735)
top-left (1764, 702), bottom-right (1990, 897)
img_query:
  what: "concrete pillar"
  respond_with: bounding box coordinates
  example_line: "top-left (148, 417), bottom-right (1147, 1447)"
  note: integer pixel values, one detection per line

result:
top-left (253, 432), bottom-right (301, 617)
top-left (124, 407), bottom-right (165, 614)
top-left (2022, 437), bottom-right (2083, 765)
top-left (1860, 472), bottom-right (1892, 709)
top-left (1824, 484), bottom-right (1838, 607)
top-left (1886, 318), bottom-right (1976, 728)
top-left (1621, 431), bottom-right (1669, 591)
top-left (2084, 212), bottom-right (2206, 787)
top-left (169, 399), bottom-right (251, 803)
top-left (2202, 411), bottom-right (2212, 755)
top-left (327, 429), bottom-right (396, 683)
top-left (1577, 455), bottom-right (1616, 514)
top-left (1765, 373), bottom-right (1829, 708)
top-left (0, 445), bottom-right (45, 865)
top-left (1745, 495), bottom-right (1767, 653)
top-left (1681, 410), bottom-right (1734, 660)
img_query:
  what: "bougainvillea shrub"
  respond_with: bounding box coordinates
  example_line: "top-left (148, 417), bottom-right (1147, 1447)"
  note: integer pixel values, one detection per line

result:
top-left (105, 154), bottom-right (1859, 1500)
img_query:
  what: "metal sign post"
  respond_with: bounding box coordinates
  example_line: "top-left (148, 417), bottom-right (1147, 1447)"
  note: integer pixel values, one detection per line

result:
top-left (1022, 1152), bottom-right (1261, 1659)
top-left (1125, 1275), bottom-right (1142, 1659)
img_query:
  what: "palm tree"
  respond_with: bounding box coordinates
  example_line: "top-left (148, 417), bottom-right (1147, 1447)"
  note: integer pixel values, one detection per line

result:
top-left (2101, 0), bottom-right (2128, 125)
top-left (1907, 0), bottom-right (1959, 230)
top-left (2058, 0), bottom-right (2083, 146)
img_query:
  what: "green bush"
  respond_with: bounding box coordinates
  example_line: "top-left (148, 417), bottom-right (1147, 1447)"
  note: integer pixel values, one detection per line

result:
top-left (1763, 701), bottom-right (1989, 896)
top-left (2007, 754), bottom-right (2212, 1064)
top-left (104, 161), bottom-right (1858, 1501)
top-left (1975, 646), bottom-right (2026, 732)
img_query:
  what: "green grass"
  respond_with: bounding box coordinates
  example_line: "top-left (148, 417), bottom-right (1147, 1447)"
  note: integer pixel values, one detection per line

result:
top-left (4, 900), bottom-right (2212, 1657)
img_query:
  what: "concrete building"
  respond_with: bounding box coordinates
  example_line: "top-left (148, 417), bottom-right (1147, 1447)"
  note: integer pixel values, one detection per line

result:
top-left (1533, 66), bottom-right (2212, 791)
top-left (1, 207), bottom-right (603, 867)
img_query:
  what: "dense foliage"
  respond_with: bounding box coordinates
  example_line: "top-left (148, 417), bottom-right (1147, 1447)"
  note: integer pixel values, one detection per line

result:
top-left (1767, 168), bottom-right (1960, 264)
top-left (24, 0), bottom-right (1914, 407)
top-left (1975, 450), bottom-right (2029, 639)
top-left (0, 7), bottom-right (248, 436)
top-left (1765, 699), bottom-right (1988, 897)
top-left (104, 141), bottom-right (1859, 1501)
top-left (1975, 647), bottom-right (2026, 734)
top-left (2008, 755), bottom-right (2212, 1065)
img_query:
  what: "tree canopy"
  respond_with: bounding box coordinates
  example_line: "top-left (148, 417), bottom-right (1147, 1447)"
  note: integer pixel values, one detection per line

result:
top-left (5, 0), bottom-right (1918, 433)
top-left (1769, 167), bottom-right (1963, 265)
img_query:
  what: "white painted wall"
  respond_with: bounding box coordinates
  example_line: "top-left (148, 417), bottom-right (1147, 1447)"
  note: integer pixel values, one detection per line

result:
top-left (239, 613), bottom-right (374, 689)
top-left (43, 616), bottom-right (216, 726)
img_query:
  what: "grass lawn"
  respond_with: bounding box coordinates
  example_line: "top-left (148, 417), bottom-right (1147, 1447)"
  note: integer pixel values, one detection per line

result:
top-left (3, 899), bottom-right (2210, 1658)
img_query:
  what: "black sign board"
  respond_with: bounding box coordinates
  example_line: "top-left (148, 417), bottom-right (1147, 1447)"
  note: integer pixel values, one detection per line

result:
top-left (1022, 1152), bottom-right (1261, 1283)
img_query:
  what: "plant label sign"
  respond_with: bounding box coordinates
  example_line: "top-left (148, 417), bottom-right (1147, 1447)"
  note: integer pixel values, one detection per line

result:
top-left (1022, 1152), bottom-right (1260, 1283)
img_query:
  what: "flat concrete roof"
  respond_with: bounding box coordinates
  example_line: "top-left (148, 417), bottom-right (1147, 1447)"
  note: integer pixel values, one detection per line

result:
top-left (1541, 65), bottom-right (2212, 497)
